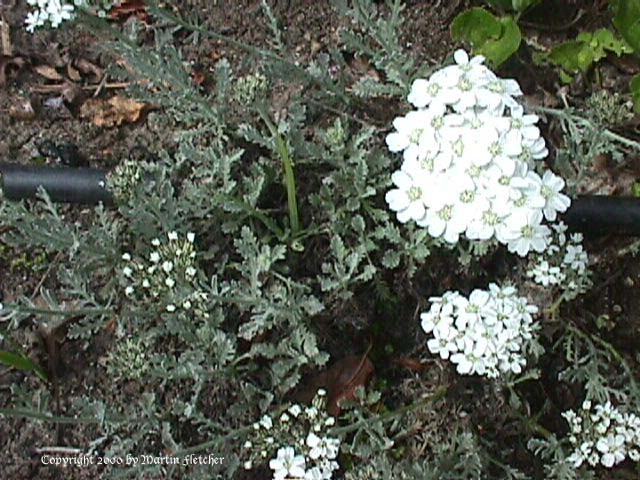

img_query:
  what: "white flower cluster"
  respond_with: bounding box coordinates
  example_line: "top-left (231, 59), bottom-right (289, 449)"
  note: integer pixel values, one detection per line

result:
top-left (25, 0), bottom-right (84, 33)
top-left (121, 231), bottom-right (209, 317)
top-left (420, 284), bottom-right (539, 378)
top-left (527, 222), bottom-right (590, 295)
top-left (243, 390), bottom-right (341, 480)
top-left (385, 49), bottom-right (571, 256)
top-left (563, 400), bottom-right (640, 469)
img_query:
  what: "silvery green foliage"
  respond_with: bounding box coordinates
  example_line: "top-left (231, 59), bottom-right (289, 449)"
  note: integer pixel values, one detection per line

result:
top-left (332, 0), bottom-right (417, 97)
top-left (1, 5), bottom-right (447, 478)
top-left (6, 3), bottom-right (640, 480)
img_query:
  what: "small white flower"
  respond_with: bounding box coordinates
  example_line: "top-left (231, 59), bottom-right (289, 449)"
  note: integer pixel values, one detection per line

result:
top-left (269, 446), bottom-right (306, 480)
top-left (123, 267), bottom-right (133, 277)
top-left (162, 261), bottom-right (174, 273)
top-left (385, 170), bottom-right (427, 224)
top-left (306, 433), bottom-right (340, 460)
top-left (259, 414), bottom-right (273, 430)
top-left (289, 404), bottom-right (302, 417)
top-left (168, 231), bottom-right (178, 241)
top-left (539, 170), bottom-right (571, 221)
top-left (187, 232), bottom-right (195, 243)
top-left (121, 253), bottom-right (131, 261)
top-left (166, 304), bottom-right (176, 312)
top-left (150, 252), bottom-right (161, 263)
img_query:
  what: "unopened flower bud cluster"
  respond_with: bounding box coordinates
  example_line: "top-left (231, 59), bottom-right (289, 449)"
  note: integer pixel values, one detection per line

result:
top-left (526, 221), bottom-right (590, 298)
top-left (562, 400), bottom-right (640, 469)
top-left (25, 0), bottom-right (84, 33)
top-left (385, 49), bottom-right (570, 256)
top-left (105, 160), bottom-right (143, 202)
top-left (121, 231), bottom-right (209, 317)
top-left (242, 389), bottom-right (341, 480)
top-left (421, 284), bottom-right (539, 378)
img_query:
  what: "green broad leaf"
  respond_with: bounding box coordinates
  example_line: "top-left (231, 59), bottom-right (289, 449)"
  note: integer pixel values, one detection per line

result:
top-left (511, 0), bottom-right (541, 12)
top-left (631, 74), bottom-right (640, 112)
top-left (480, 16), bottom-right (522, 67)
top-left (0, 350), bottom-right (48, 382)
top-left (451, 8), bottom-right (502, 47)
top-left (451, 8), bottom-right (521, 67)
top-left (549, 40), bottom-right (594, 74)
top-left (612, 0), bottom-right (640, 53)
top-left (547, 28), bottom-right (633, 81)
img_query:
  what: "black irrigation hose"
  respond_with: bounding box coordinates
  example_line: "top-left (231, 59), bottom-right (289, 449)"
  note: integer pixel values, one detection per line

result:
top-left (562, 195), bottom-right (640, 236)
top-left (0, 163), bottom-right (639, 236)
top-left (0, 163), bottom-right (112, 205)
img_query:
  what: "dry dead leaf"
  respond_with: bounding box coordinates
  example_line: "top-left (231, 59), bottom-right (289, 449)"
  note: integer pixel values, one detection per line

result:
top-left (393, 356), bottom-right (426, 374)
top-left (109, 0), bottom-right (149, 23)
top-left (80, 95), bottom-right (149, 127)
top-left (34, 65), bottom-right (64, 82)
top-left (67, 63), bottom-right (81, 82)
top-left (74, 58), bottom-right (104, 81)
top-left (9, 96), bottom-right (36, 121)
top-left (295, 353), bottom-right (375, 416)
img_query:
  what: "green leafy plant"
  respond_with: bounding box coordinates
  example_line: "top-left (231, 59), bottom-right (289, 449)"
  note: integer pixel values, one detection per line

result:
top-left (0, 349), bottom-right (48, 382)
top-left (451, 7), bottom-right (521, 67)
top-left (545, 28), bottom-right (632, 83)
top-left (612, 0), bottom-right (640, 52)
top-left (631, 74), bottom-right (640, 112)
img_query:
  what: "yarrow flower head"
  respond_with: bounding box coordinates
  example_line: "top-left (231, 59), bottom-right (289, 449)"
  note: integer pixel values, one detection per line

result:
top-left (420, 283), bottom-right (539, 378)
top-left (562, 399), bottom-right (640, 469)
top-left (526, 222), bottom-right (591, 299)
top-left (25, 0), bottom-right (83, 33)
top-left (120, 231), bottom-right (209, 318)
top-left (243, 390), bottom-right (341, 480)
top-left (385, 49), bottom-right (571, 256)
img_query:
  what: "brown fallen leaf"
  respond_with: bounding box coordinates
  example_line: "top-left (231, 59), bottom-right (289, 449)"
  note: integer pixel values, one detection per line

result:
top-left (34, 64), bottom-right (64, 82)
top-left (67, 62), bottom-right (81, 82)
top-left (109, 0), bottom-right (150, 23)
top-left (74, 58), bottom-right (104, 81)
top-left (295, 352), bottom-right (375, 416)
top-left (80, 95), bottom-right (149, 128)
top-left (9, 96), bottom-right (36, 121)
top-left (393, 356), bottom-right (426, 374)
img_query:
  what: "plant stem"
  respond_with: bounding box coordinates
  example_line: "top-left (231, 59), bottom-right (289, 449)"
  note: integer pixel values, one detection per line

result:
top-left (256, 105), bottom-right (301, 238)
top-left (534, 106), bottom-right (640, 152)
top-left (3, 305), bottom-right (111, 317)
top-left (328, 386), bottom-right (448, 436)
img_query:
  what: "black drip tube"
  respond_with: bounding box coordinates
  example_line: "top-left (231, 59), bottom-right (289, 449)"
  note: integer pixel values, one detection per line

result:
top-left (0, 163), bottom-right (112, 204)
top-left (0, 164), bottom-right (639, 236)
top-left (562, 195), bottom-right (640, 236)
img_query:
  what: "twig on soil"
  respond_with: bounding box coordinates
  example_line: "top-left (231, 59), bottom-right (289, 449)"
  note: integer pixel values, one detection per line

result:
top-left (0, 14), bottom-right (12, 57)
top-left (93, 72), bottom-right (110, 97)
top-left (31, 82), bottom-right (130, 94)
top-left (33, 446), bottom-right (84, 454)
top-left (30, 251), bottom-right (64, 300)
